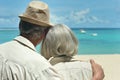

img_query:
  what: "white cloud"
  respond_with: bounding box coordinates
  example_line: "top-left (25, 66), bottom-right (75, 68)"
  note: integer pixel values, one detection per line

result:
top-left (0, 7), bottom-right (19, 25)
top-left (50, 14), bottom-right (68, 24)
top-left (88, 16), bottom-right (109, 23)
top-left (70, 8), bottom-right (90, 23)
top-left (50, 8), bottom-right (109, 25)
top-left (0, 18), bottom-right (11, 24)
top-left (0, 17), bottom-right (18, 24)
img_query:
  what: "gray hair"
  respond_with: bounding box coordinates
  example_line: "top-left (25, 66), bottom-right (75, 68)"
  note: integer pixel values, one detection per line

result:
top-left (41, 24), bottom-right (78, 60)
top-left (19, 20), bottom-right (47, 40)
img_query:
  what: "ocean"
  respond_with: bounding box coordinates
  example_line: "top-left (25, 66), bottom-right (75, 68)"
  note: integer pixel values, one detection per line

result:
top-left (0, 28), bottom-right (120, 55)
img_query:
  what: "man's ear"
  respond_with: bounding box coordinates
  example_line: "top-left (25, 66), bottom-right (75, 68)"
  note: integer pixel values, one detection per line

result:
top-left (39, 32), bottom-right (46, 41)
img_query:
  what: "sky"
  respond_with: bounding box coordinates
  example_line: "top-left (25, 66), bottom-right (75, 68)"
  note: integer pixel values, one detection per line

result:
top-left (0, 0), bottom-right (119, 28)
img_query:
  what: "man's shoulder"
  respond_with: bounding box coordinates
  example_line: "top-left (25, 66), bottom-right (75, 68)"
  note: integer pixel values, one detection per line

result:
top-left (0, 41), bottom-right (51, 72)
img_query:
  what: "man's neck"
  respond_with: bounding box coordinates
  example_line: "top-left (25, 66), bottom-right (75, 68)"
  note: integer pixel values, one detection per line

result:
top-left (20, 34), bottom-right (39, 47)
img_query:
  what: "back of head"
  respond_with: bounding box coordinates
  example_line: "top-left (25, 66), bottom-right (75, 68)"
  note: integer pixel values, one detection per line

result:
top-left (18, 1), bottom-right (52, 45)
top-left (41, 24), bottom-right (78, 60)
top-left (19, 20), bottom-right (47, 40)
top-left (19, 0), bottom-right (52, 27)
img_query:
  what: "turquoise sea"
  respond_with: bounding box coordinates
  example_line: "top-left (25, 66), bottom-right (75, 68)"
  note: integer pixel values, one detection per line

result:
top-left (0, 28), bottom-right (120, 55)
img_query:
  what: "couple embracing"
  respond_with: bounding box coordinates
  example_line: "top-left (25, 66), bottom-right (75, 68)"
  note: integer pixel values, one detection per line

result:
top-left (0, 1), bottom-right (104, 80)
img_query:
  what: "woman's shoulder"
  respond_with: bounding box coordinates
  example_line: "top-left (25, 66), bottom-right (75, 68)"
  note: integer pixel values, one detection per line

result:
top-left (53, 60), bottom-right (93, 80)
top-left (54, 60), bottom-right (92, 71)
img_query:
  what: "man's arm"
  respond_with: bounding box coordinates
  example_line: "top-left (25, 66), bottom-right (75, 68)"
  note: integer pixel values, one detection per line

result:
top-left (90, 59), bottom-right (105, 80)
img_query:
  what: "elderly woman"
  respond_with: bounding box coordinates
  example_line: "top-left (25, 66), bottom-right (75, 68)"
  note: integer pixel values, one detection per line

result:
top-left (41, 24), bottom-right (104, 80)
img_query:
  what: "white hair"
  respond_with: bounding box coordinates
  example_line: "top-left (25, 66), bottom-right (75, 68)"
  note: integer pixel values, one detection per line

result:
top-left (41, 24), bottom-right (78, 60)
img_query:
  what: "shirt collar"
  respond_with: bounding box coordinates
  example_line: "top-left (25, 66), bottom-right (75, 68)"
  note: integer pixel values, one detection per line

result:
top-left (14, 36), bottom-right (36, 51)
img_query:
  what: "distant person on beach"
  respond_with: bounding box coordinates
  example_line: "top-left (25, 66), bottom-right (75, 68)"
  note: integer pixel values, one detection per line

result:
top-left (0, 0), bottom-right (104, 80)
top-left (41, 24), bottom-right (104, 80)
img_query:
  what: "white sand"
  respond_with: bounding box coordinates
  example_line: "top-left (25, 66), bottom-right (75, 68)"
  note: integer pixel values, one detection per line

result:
top-left (74, 54), bottom-right (120, 80)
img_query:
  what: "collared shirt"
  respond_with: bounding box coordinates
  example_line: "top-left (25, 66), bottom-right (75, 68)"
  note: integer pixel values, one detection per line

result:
top-left (0, 36), bottom-right (62, 80)
top-left (49, 57), bottom-right (92, 80)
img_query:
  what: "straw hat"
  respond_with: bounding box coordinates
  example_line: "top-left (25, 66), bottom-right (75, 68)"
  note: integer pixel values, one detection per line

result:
top-left (19, 1), bottom-right (52, 27)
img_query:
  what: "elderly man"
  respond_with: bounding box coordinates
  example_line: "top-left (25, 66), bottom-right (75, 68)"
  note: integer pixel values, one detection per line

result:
top-left (0, 1), bottom-right (104, 80)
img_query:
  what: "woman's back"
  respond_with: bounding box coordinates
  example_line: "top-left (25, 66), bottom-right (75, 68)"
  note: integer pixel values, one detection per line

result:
top-left (41, 24), bottom-right (93, 80)
top-left (50, 57), bottom-right (92, 80)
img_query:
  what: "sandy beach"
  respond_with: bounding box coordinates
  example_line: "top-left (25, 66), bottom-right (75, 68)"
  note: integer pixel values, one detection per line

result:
top-left (74, 54), bottom-right (120, 80)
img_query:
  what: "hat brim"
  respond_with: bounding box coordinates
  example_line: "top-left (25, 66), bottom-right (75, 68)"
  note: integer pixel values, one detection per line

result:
top-left (19, 14), bottom-right (53, 27)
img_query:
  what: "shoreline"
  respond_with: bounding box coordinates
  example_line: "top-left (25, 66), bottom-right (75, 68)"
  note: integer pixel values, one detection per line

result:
top-left (74, 54), bottom-right (120, 80)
